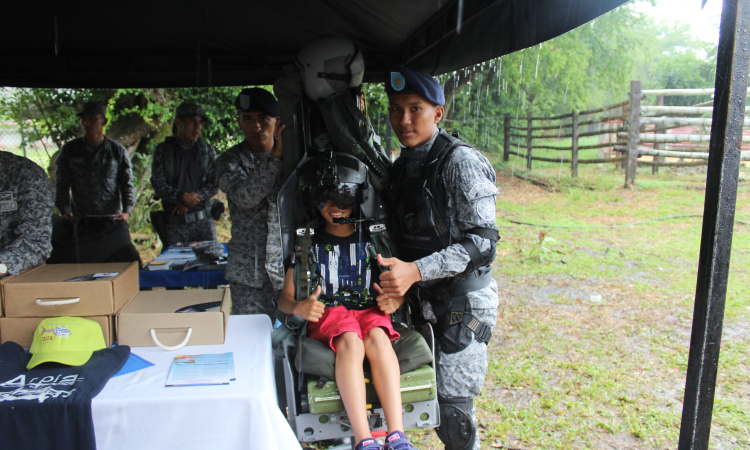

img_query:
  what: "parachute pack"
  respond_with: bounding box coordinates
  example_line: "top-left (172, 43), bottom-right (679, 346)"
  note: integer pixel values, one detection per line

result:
top-left (275, 36), bottom-right (396, 300)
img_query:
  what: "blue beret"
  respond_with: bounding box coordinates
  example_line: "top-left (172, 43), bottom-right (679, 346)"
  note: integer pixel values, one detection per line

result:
top-left (385, 66), bottom-right (445, 106)
top-left (235, 88), bottom-right (280, 117)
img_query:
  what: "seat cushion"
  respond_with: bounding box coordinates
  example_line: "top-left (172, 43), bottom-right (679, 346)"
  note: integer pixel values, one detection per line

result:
top-left (295, 328), bottom-right (434, 381)
top-left (306, 365), bottom-right (437, 415)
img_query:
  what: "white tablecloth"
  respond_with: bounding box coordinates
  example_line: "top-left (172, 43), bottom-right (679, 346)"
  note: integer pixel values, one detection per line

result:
top-left (92, 315), bottom-right (301, 450)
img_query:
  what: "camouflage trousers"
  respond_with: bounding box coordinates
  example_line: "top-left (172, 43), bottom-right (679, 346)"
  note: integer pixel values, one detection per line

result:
top-left (434, 306), bottom-right (497, 450)
top-left (229, 274), bottom-right (280, 321)
top-left (164, 218), bottom-right (217, 248)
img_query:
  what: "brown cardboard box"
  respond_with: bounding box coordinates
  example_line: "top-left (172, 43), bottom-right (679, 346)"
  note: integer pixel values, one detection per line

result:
top-left (2, 262), bottom-right (139, 318)
top-left (0, 315), bottom-right (114, 350)
top-left (0, 266), bottom-right (43, 318)
top-left (117, 289), bottom-right (230, 348)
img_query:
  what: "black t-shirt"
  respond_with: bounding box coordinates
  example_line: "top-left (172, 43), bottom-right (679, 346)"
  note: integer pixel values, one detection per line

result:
top-left (0, 342), bottom-right (130, 450)
top-left (286, 228), bottom-right (381, 310)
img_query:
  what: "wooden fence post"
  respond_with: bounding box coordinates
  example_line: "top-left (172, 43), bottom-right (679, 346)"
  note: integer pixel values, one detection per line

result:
top-left (625, 80), bottom-right (641, 188)
top-left (526, 110), bottom-right (533, 170)
top-left (653, 94), bottom-right (664, 174)
top-left (503, 113), bottom-right (511, 162)
top-left (571, 110), bottom-right (579, 177)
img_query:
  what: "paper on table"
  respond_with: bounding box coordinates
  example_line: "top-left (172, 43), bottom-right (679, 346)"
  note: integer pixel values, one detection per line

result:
top-left (165, 352), bottom-right (234, 387)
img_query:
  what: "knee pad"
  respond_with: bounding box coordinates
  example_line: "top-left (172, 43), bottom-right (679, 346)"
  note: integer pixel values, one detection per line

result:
top-left (436, 396), bottom-right (476, 450)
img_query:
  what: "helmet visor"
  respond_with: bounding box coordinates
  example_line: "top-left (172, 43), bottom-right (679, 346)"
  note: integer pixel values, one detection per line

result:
top-left (305, 183), bottom-right (361, 210)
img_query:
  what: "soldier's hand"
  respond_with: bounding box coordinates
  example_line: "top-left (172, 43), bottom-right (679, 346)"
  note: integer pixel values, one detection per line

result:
top-left (374, 283), bottom-right (404, 315)
top-left (183, 192), bottom-right (202, 208)
top-left (172, 204), bottom-right (189, 216)
top-left (273, 123), bottom-right (286, 159)
top-left (113, 212), bottom-right (130, 222)
top-left (293, 285), bottom-right (325, 322)
top-left (64, 212), bottom-right (73, 217)
top-left (377, 254), bottom-right (422, 298)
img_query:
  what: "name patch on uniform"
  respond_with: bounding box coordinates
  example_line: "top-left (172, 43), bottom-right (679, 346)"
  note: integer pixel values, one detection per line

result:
top-left (0, 191), bottom-right (17, 212)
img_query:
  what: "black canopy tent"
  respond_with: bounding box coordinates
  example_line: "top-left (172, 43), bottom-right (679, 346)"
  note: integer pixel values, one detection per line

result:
top-left (1, 0), bottom-right (628, 88)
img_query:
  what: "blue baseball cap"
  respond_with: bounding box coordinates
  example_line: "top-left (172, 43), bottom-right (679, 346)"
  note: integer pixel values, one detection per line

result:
top-left (385, 66), bottom-right (445, 106)
top-left (234, 88), bottom-right (280, 117)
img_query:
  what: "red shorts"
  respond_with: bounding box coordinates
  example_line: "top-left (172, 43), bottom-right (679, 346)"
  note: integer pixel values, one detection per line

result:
top-left (307, 306), bottom-right (401, 352)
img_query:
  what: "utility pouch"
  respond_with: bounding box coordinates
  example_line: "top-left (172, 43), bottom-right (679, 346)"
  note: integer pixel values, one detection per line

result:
top-left (437, 318), bottom-right (474, 354)
top-left (210, 198), bottom-right (225, 221)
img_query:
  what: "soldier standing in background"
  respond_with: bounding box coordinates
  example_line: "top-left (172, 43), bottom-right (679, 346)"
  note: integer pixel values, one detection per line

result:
top-left (53, 101), bottom-right (140, 266)
top-left (55, 102), bottom-right (135, 220)
top-left (0, 152), bottom-right (53, 277)
top-left (215, 88), bottom-right (286, 318)
top-left (150, 103), bottom-right (219, 248)
top-left (378, 67), bottom-right (499, 450)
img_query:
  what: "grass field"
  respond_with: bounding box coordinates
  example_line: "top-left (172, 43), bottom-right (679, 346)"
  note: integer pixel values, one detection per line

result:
top-left (402, 159), bottom-right (749, 449)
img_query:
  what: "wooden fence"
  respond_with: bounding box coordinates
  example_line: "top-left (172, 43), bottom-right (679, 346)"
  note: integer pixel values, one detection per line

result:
top-left (504, 81), bottom-right (750, 186)
top-left (503, 101), bottom-right (629, 177)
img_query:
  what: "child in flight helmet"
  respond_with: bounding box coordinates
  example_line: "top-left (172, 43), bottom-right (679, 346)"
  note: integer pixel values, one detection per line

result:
top-left (277, 153), bottom-right (417, 450)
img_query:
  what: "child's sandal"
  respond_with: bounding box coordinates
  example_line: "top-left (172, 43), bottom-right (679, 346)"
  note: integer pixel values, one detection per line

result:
top-left (384, 430), bottom-right (417, 450)
top-left (356, 437), bottom-right (384, 450)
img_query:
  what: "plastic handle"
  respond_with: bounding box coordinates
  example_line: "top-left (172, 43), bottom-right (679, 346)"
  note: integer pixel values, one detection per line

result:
top-left (35, 298), bottom-right (81, 306)
top-left (149, 328), bottom-right (193, 351)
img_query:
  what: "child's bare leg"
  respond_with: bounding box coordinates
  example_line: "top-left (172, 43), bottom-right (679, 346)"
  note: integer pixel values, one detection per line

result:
top-left (364, 327), bottom-right (403, 433)
top-left (334, 332), bottom-right (371, 443)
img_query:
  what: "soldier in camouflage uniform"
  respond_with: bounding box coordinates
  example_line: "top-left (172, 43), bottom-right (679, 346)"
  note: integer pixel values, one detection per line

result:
top-left (55, 102), bottom-right (136, 220)
top-left (151, 103), bottom-right (219, 247)
top-left (378, 67), bottom-right (499, 450)
top-left (215, 88), bottom-right (286, 319)
top-left (0, 152), bottom-right (53, 277)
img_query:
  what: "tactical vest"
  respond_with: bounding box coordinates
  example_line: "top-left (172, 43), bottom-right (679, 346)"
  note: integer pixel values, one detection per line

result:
top-left (161, 136), bottom-right (212, 209)
top-left (389, 129), bottom-right (498, 353)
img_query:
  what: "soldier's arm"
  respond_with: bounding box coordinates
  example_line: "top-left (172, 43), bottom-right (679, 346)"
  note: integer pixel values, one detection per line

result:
top-left (216, 153), bottom-right (283, 210)
top-left (414, 149), bottom-right (498, 282)
top-left (150, 144), bottom-right (183, 205)
top-left (118, 146), bottom-right (136, 214)
top-left (54, 146), bottom-right (72, 215)
top-left (0, 164), bottom-right (53, 276)
top-left (195, 144), bottom-right (219, 200)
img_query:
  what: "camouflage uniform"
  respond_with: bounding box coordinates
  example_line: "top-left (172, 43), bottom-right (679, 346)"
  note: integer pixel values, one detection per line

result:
top-left (151, 138), bottom-right (219, 247)
top-left (0, 152), bottom-right (54, 276)
top-left (396, 131), bottom-right (498, 450)
top-left (215, 141), bottom-right (284, 318)
top-left (55, 137), bottom-right (135, 216)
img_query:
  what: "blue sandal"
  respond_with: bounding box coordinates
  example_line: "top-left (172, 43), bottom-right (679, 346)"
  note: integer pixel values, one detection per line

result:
top-left (384, 431), bottom-right (417, 450)
top-left (355, 438), bottom-right (384, 450)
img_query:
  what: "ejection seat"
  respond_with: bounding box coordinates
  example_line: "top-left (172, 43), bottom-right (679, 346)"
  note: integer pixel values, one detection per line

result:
top-left (276, 308), bottom-right (440, 445)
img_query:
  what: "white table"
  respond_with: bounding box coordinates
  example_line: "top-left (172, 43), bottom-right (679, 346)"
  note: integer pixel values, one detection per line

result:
top-left (92, 315), bottom-right (301, 450)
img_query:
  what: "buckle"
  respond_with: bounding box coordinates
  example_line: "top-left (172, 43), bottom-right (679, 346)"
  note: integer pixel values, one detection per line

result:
top-left (465, 316), bottom-right (492, 344)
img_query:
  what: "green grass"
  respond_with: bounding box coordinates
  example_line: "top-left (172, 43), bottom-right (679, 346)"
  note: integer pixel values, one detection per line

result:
top-left (467, 161), bottom-right (750, 449)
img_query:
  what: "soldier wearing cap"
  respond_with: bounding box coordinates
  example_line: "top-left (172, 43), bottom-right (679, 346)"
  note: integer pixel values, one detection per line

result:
top-left (215, 88), bottom-right (286, 318)
top-left (0, 152), bottom-right (54, 277)
top-left (55, 101), bottom-right (135, 221)
top-left (150, 103), bottom-right (219, 247)
top-left (377, 66), bottom-right (499, 450)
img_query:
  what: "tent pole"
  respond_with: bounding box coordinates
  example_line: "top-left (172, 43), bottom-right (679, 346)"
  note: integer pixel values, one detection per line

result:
top-left (678, 0), bottom-right (750, 448)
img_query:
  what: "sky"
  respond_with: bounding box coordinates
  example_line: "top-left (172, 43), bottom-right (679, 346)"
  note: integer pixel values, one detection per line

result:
top-left (638, 0), bottom-right (723, 43)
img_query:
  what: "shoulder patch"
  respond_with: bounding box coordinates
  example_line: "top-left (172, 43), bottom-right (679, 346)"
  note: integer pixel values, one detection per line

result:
top-left (476, 197), bottom-right (495, 222)
top-left (467, 182), bottom-right (498, 199)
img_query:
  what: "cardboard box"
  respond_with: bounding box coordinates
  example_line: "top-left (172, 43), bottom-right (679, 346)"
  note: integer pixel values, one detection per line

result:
top-left (0, 266), bottom-right (43, 318)
top-left (0, 315), bottom-right (115, 350)
top-left (2, 262), bottom-right (139, 318)
top-left (117, 289), bottom-right (230, 348)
